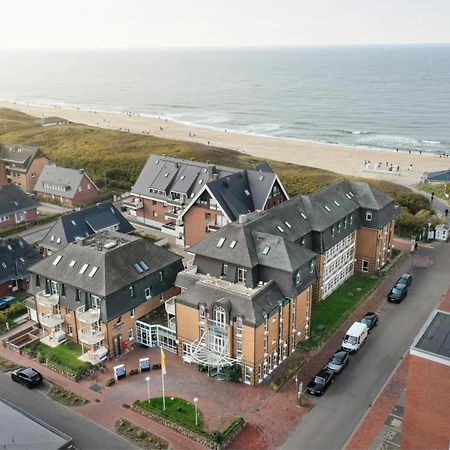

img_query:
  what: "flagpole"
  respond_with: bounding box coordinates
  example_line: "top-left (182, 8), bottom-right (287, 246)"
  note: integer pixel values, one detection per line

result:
top-left (162, 368), bottom-right (166, 411)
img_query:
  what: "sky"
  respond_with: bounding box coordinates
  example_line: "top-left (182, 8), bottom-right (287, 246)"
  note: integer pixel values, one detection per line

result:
top-left (1, 0), bottom-right (449, 49)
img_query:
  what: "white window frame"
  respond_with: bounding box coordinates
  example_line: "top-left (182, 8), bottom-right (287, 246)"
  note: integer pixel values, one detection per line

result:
top-left (362, 259), bottom-right (369, 272)
top-left (366, 211), bottom-right (373, 221)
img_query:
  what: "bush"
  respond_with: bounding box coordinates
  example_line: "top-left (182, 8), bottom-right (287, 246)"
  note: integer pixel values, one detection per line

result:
top-left (210, 430), bottom-right (224, 444)
top-left (0, 302), bottom-right (27, 330)
top-left (221, 364), bottom-right (241, 382)
top-left (130, 368), bottom-right (139, 376)
top-left (197, 364), bottom-right (208, 372)
top-left (106, 378), bottom-right (116, 387)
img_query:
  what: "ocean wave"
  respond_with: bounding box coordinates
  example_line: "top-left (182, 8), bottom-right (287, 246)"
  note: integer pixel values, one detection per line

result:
top-left (421, 140), bottom-right (441, 144)
top-left (336, 129), bottom-right (372, 135)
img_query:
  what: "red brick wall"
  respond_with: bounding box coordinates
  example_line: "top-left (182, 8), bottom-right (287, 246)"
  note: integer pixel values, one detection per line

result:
top-left (265, 192), bottom-right (286, 209)
top-left (184, 205), bottom-right (226, 246)
top-left (137, 198), bottom-right (167, 224)
top-left (0, 207), bottom-right (37, 229)
top-left (402, 354), bottom-right (450, 449)
top-left (71, 174), bottom-right (99, 206)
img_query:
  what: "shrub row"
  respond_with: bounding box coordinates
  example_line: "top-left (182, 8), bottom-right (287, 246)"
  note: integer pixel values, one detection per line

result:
top-left (0, 303), bottom-right (27, 331)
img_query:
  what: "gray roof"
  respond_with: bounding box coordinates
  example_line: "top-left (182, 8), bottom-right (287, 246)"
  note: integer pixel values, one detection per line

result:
top-left (132, 154), bottom-right (238, 199)
top-left (29, 231), bottom-right (183, 297)
top-left (41, 116), bottom-right (68, 125)
top-left (0, 237), bottom-right (42, 285)
top-left (0, 184), bottom-right (38, 216)
top-left (34, 165), bottom-right (94, 199)
top-left (40, 202), bottom-right (134, 252)
top-left (190, 179), bottom-right (395, 264)
top-left (425, 169), bottom-right (450, 183)
top-left (176, 277), bottom-right (285, 325)
top-left (0, 143), bottom-right (40, 170)
top-left (205, 169), bottom-right (280, 221)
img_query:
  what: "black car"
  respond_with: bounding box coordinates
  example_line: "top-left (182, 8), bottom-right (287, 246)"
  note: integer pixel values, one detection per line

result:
top-left (326, 350), bottom-right (350, 374)
top-left (397, 273), bottom-right (413, 287)
top-left (387, 283), bottom-right (408, 303)
top-left (11, 367), bottom-right (43, 388)
top-left (0, 300), bottom-right (10, 311)
top-left (306, 369), bottom-right (335, 396)
top-left (361, 312), bottom-right (379, 331)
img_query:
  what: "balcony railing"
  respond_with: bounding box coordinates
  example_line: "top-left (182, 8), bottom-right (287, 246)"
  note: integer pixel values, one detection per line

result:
top-left (39, 312), bottom-right (64, 328)
top-left (164, 211), bottom-right (179, 220)
top-left (123, 198), bottom-right (143, 209)
top-left (76, 306), bottom-right (100, 324)
top-left (168, 316), bottom-right (176, 331)
top-left (207, 223), bottom-right (221, 232)
top-left (36, 291), bottom-right (59, 308)
top-left (165, 297), bottom-right (176, 316)
top-left (78, 327), bottom-right (104, 345)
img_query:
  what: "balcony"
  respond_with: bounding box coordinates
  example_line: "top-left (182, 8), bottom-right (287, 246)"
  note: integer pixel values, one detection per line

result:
top-left (76, 305), bottom-right (100, 324)
top-left (207, 223), bottom-right (221, 232)
top-left (122, 198), bottom-right (143, 210)
top-left (165, 297), bottom-right (176, 316)
top-left (168, 316), bottom-right (176, 331)
top-left (164, 211), bottom-right (179, 220)
top-left (36, 290), bottom-right (59, 308)
top-left (79, 328), bottom-right (104, 345)
top-left (166, 197), bottom-right (185, 207)
top-left (39, 312), bottom-right (64, 329)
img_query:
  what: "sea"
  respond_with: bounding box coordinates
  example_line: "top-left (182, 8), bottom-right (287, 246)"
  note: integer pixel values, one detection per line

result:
top-left (1, 45), bottom-right (449, 154)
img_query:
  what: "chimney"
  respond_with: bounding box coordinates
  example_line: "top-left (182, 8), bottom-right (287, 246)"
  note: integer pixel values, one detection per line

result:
top-left (238, 214), bottom-right (248, 224)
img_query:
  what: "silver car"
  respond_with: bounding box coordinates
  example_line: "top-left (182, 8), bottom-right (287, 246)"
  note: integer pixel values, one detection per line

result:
top-left (326, 350), bottom-right (350, 374)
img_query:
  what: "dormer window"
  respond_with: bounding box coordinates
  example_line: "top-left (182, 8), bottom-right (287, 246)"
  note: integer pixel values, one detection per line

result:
top-left (214, 306), bottom-right (226, 326)
top-left (295, 270), bottom-right (301, 285)
top-left (366, 211), bottom-right (373, 221)
top-left (310, 260), bottom-right (316, 274)
top-left (237, 267), bottom-right (247, 283)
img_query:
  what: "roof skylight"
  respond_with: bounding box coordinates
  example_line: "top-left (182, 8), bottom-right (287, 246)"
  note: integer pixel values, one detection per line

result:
top-left (180, 175), bottom-right (185, 180)
top-left (324, 205), bottom-right (331, 212)
top-left (277, 225), bottom-right (284, 232)
top-left (229, 240), bottom-right (237, 249)
top-left (217, 237), bottom-right (226, 248)
top-left (345, 193), bottom-right (352, 199)
top-left (199, 179), bottom-right (203, 185)
top-left (88, 266), bottom-right (99, 278)
top-left (79, 263), bottom-right (89, 274)
top-left (259, 175), bottom-right (264, 181)
top-left (262, 246), bottom-right (271, 255)
top-left (284, 221), bottom-right (292, 229)
top-left (133, 262), bottom-right (144, 273)
top-left (300, 212), bottom-right (307, 220)
top-left (71, 220), bottom-right (77, 226)
top-left (69, 260), bottom-right (77, 267)
top-left (53, 255), bottom-right (63, 266)
top-left (333, 200), bottom-right (340, 207)
top-left (244, 189), bottom-right (250, 196)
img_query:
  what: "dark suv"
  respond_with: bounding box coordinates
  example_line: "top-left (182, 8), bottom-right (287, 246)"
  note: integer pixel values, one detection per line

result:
top-left (387, 283), bottom-right (408, 303)
top-left (306, 369), bottom-right (335, 396)
top-left (11, 367), bottom-right (43, 388)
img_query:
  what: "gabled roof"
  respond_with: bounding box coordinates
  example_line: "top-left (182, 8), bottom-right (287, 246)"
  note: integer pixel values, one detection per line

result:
top-left (0, 184), bottom-right (38, 217)
top-left (0, 237), bottom-right (42, 284)
top-left (29, 231), bottom-right (183, 297)
top-left (34, 165), bottom-right (96, 199)
top-left (176, 277), bottom-right (285, 325)
top-left (132, 154), bottom-right (238, 199)
top-left (40, 202), bottom-right (134, 252)
top-left (0, 143), bottom-right (40, 168)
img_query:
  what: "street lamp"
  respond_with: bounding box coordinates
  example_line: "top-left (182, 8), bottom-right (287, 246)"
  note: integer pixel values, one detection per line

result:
top-left (194, 397), bottom-right (199, 427)
top-left (145, 376), bottom-right (151, 403)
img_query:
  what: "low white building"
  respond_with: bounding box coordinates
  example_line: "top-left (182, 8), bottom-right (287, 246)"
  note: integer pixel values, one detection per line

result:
top-left (435, 224), bottom-right (449, 241)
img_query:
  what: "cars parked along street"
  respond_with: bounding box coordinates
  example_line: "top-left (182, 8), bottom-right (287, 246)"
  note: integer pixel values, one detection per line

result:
top-left (306, 369), bottom-right (335, 396)
top-left (397, 273), bottom-right (413, 286)
top-left (11, 367), bottom-right (43, 389)
top-left (387, 283), bottom-right (408, 303)
top-left (342, 322), bottom-right (369, 353)
top-left (326, 350), bottom-right (350, 374)
top-left (360, 312), bottom-right (379, 331)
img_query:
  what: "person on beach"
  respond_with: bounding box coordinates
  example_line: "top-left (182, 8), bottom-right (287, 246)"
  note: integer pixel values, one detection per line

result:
top-left (445, 208), bottom-right (448, 217)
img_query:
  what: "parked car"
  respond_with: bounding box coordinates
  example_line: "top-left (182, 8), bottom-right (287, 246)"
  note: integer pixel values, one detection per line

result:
top-left (342, 322), bottom-right (369, 353)
top-left (397, 273), bottom-right (413, 286)
top-left (0, 300), bottom-right (10, 311)
top-left (11, 367), bottom-right (43, 388)
top-left (360, 312), bottom-right (379, 331)
top-left (326, 350), bottom-right (350, 374)
top-left (306, 369), bottom-right (335, 396)
top-left (387, 283), bottom-right (408, 303)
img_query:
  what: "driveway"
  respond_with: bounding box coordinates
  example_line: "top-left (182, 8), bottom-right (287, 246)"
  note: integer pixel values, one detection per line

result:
top-left (0, 372), bottom-right (134, 450)
top-left (281, 241), bottom-right (450, 450)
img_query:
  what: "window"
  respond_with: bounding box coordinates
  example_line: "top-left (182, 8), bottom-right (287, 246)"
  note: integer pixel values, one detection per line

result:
top-left (133, 262), bottom-right (144, 273)
top-left (88, 266), bottom-right (98, 278)
top-left (152, 200), bottom-right (157, 205)
top-left (214, 306), bottom-right (226, 325)
top-left (153, 211), bottom-right (158, 218)
top-left (205, 213), bottom-right (211, 220)
top-left (324, 205), bottom-right (331, 212)
top-left (87, 184), bottom-right (91, 190)
top-left (229, 240), bottom-right (237, 249)
top-left (236, 315), bottom-right (243, 335)
top-left (262, 246), bottom-right (270, 255)
top-left (362, 260), bottom-right (369, 272)
top-left (67, 324), bottom-right (73, 336)
top-left (129, 285), bottom-right (135, 298)
top-left (78, 186), bottom-right (82, 192)
top-left (35, 275), bottom-right (40, 287)
top-left (50, 280), bottom-right (59, 295)
top-left (159, 271), bottom-right (163, 282)
top-left (69, 260), bottom-right (77, 267)
top-left (277, 225), bottom-right (284, 232)
top-left (237, 267), bottom-right (247, 283)
top-left (79, 263), bottom-right (89, 274)
top-left (61, 283), bottom-right (66, 296)
top-left (310, 260), bottom-right (315, 274)
top-left (331, 226), bottom-right (335, 237)
top-left (244, 189), bottom-right (250, 196)
top-left (217, 237), bottom-right (226, 248)
top-left (128, 328), bottom-right (134, 339)
top-left (366, 211), bottom-right (373, 221)
top-left (199, 304), bottom-right (206, 323)
top-left (300, 212), bottom-right (307, 220)
top-left (131, 308), bottom-right (135, 318)
top-left (53, 255), bottom-right (62, 266)
top-left (295, 270), bottom-right (301, 285)
top-left (284, 221), bottom-right (292, 229)
top-left (236, 338), bottom-right (242, 357)
top-left (91, 295), bottom-right (100, 309)
top-left (221, 263), bottom-right (228, 276)
top-left (145, 287), bottom-right (151, 299)
top-left (75, 289), bottom-right (80, 302)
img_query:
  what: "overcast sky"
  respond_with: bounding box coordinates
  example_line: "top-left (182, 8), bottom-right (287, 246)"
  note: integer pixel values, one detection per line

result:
top-left (2, 0), bottom-right (449, 49)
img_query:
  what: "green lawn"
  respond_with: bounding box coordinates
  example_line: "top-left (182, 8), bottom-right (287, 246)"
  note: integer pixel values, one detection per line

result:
top-left (136, 397), bottom-right (203, 430)
top-left (302, 275), bottom-right (381, 351)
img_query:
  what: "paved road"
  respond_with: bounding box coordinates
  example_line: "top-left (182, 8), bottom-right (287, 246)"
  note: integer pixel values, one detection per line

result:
top-left (282, 242), bottom-right (450, 450)
top-left (18, 223), bottom-right (55, 244)
top-left (0, 373), bottom-right (135, 450)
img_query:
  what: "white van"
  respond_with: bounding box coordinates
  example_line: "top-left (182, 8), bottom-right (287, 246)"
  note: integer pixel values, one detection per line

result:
top-left (342, 322), bottom-right (369, 353)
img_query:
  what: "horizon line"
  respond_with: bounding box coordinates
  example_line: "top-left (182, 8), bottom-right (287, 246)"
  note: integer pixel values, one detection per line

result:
top-left (1, 42), bottom-right (450, 51)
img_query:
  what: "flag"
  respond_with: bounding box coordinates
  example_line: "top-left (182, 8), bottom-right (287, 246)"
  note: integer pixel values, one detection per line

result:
top-left (161, 348), bottom-right (167, 375)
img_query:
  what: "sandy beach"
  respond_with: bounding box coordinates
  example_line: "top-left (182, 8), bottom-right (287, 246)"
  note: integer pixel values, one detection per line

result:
top-left (1, 100), bottom-right (448, 187)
